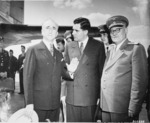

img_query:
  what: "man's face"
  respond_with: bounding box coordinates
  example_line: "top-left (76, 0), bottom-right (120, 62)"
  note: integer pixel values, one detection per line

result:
top-left (21, 47), bottom-right (25, 53)
top-left (9, 51), bottom-right (13, 56)
top-left (100, 33), bottom-right (109, 44)
top-left (42, 20), bottom-right (58, 42)
top-left (110, 26), bottom-right (127, 45)
top-left (72, 24), bottom-right (87, 42)
top-left (57, 42), bottom-right (65, 52)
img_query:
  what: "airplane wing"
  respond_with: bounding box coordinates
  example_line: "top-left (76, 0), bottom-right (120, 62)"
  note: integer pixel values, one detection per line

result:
top-left (0, 23), bottom-right (99, 48)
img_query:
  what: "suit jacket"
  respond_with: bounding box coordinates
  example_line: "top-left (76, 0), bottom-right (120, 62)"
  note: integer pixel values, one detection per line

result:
top-left (8, 55), bottom-right (18, 78)
top-left (100, 39), bottom-right (148, 114)
top-left (65, 37), bottom-right (105, 106)
top-left (18, 53), bottom-right (26, 72)
top-left (146, 45), bottom-right (150, 111)
top-left (23, 41), bottom-right (70, 110)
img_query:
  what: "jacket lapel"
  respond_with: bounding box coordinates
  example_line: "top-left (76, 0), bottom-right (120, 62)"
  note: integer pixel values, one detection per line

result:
top-left (75, 39), bottom-right (91, 74)
top-left (105, 39), bottom-right (129, 70)
top-left (39, 41), bottom-right (54, 64)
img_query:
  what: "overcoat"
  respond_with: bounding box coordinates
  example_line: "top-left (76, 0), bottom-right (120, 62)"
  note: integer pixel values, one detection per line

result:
top-left (23, 41), bottom-right (70, 110)
top-left (100, 39), bottom-right (148, 114)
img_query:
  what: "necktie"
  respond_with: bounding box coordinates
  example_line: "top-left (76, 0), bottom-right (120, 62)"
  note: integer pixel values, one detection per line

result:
top-left (79, 42), bottom-right (84, 54)
top-left (49, 44), bottom-right (54, 56)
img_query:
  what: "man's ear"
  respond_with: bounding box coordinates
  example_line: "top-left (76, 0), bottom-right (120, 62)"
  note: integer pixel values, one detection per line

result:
top-left (84, 30), bottom-right (88, 35)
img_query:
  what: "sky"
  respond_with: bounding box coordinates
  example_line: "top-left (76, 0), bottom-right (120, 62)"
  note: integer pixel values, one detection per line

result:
top-left (6, 0), bottom-right (150, 56)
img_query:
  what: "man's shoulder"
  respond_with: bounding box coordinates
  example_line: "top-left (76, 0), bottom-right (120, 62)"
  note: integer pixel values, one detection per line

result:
top-left (27, 41), bottom-right (42, 51)
top-left (89, 37), bottom-right (104, 46)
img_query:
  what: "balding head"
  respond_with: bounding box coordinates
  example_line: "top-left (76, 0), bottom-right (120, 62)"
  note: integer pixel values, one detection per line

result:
top-left (41, 18), bottom-right (59, 42)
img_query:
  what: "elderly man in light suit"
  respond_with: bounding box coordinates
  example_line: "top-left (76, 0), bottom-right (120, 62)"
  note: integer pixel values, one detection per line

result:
top-left (64, 17), bottom-right (106, 122)
top-left (23, 18), bottom-right (71, 122)
top-left (100, 15), bottom-right (148, 122)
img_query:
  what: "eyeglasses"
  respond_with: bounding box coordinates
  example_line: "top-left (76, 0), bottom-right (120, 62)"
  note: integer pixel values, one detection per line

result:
top-left (110, 28), bottom-right (123, 34)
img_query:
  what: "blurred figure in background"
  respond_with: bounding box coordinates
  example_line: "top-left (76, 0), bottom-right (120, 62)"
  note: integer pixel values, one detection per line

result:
top-left (56, 36), bottom-right (66, 122)
top-left (17, 45), bottom-right (26, 94)
top-left (56, 36), bottom-right (65, 54)
top-left (8, 49), bottom-right (18, 80)
top-left (64, 30), bottom-right (74, 43)
top-left (0, 36), bottom-right (9, 79)
top-left (98, 24), bottom-right (113, 55)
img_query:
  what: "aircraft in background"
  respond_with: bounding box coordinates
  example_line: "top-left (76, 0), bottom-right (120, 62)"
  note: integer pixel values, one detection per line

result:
top-left (0, 23), bottom-right (100, 47)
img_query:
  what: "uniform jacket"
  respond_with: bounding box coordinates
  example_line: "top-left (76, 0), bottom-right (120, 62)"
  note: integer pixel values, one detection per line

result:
top-left (23, 41), bottom-right (70, 110)
top-left (0, 49), bottom-right (9, 73)
top-left (100, 39), bottom-right (148, 114)
top-left (65, 37), bottom-right (105, 106)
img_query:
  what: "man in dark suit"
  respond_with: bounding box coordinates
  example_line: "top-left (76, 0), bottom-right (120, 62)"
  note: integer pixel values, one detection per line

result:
top-left (100, 15), bottom-right (148, 122)
top-left (23, 18), bottom-right (71, 122)
top-left (17, 45), bottom-right (26, 94)
top-left (64, 17), bottom-right (106, 122)
top-left (8, 49), bottom-right (18, 80)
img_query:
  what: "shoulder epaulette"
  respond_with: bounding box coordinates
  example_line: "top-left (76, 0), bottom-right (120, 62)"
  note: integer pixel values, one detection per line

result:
top-left (128, 42), bottom-right (139, 45)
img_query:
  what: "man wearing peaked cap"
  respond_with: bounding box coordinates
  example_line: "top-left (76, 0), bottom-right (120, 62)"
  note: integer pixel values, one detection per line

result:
top-left (97, 24), bottom-right (113, 55)
top-left (100, 15), bottom-right (148, 122)
top-left (106, 15), bottom-right (129, 29)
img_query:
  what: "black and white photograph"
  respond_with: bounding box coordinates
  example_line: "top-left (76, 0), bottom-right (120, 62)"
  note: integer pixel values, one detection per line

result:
top-left (0, 0), bottom-right (150, 122)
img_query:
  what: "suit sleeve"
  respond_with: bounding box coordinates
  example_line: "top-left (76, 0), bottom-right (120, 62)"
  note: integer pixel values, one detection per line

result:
top-left (129, 44), bottom-right (148, 113)
top-left (23, 47), bottom-right (36, 105)
top-left (64, 43), bottom-right (70, 64)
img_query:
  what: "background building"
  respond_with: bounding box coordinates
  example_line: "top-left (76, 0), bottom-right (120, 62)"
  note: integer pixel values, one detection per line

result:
top-left (0, 1), bottom-right (24, 24)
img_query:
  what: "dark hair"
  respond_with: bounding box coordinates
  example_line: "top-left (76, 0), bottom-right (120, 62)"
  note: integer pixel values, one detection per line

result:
top-left (21, 45), bottom-right (25, 49)
top-left (9, 49), bottom-right (13, 53)
top-left (74, 17), bottom-right (91, 31)
top-left (64, 30), bottom-right (74, 41)
top-left (98, 24), bottom-right (113, 44)
top-left (56, 37), bottom-right (65, 45)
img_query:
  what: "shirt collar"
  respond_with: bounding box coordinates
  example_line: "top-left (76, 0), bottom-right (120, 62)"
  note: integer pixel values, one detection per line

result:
top-left (110, 38), bottom-right (127, 51)
top-left (43, 39), bottom-right (56, 50)
top-left (116, 38), bottom-right (127, 51)
top-left (79, 37), bottom-right (89, 48)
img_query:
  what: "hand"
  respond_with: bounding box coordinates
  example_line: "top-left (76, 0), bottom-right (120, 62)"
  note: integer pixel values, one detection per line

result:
top-left (24, 104), bottom-right (34, 118)
top-left (128, 110), bottom-right (135, 117)
top-left (66, 57), bottom-right (79, 73)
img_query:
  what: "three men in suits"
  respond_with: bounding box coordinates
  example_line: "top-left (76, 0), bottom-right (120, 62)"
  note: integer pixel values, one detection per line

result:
top-left (23, 18), bottom-right (71, 122)
top-left (64, 17), bottom-right (106, 122)
top-left (100, 15), bottom-right (148, 122)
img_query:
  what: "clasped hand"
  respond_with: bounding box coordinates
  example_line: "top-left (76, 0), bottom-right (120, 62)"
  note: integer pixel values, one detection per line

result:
top-left (66, 57), bottom-right (79, 73)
